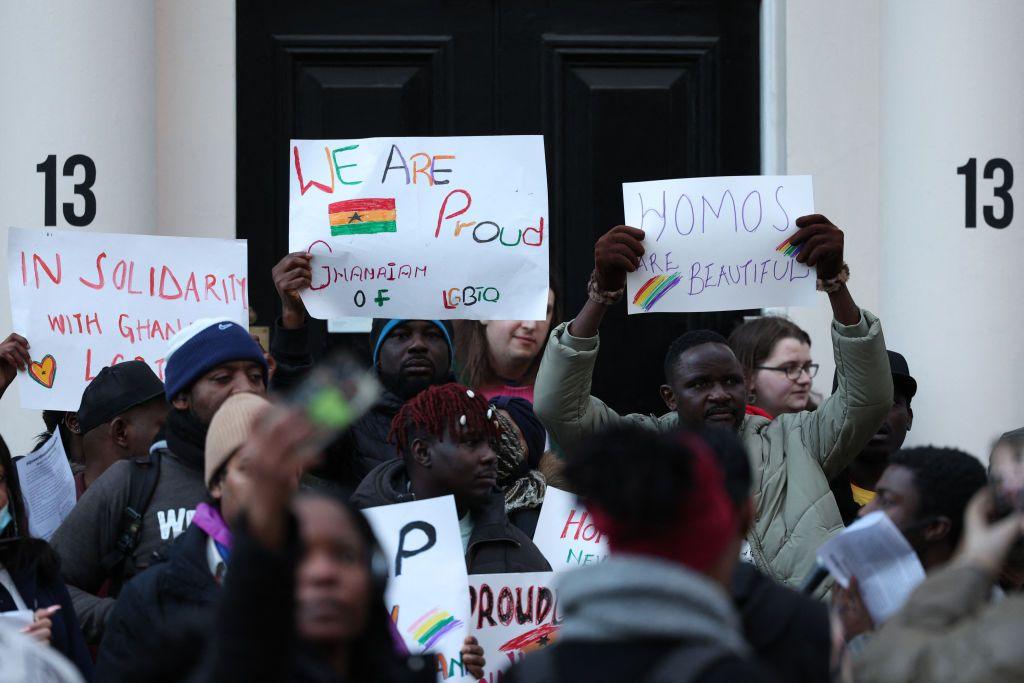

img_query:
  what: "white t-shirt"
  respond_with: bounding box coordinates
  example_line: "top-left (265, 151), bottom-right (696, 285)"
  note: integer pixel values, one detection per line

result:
top-left (459, 514), bottom-right (474, 554)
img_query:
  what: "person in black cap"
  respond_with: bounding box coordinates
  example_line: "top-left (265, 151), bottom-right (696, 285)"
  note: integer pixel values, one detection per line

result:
top-left (830, 350), bottom-right (917, 524)
top-left (75, 360), bottom-right (167, 496)
top-left (270, 252), bottom-right (456, 489)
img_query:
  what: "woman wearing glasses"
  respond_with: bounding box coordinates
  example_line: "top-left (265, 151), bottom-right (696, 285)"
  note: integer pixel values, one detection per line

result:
top-left (728, 317), bottom-right (819, 420)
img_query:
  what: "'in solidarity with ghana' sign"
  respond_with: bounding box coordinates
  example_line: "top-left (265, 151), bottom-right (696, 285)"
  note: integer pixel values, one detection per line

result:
top-left (289, 136), bottom-right (550, 321)
top-left (6, 228), bottom-right (248, 411)
top-left (622, 175), bottom-right (816, 313)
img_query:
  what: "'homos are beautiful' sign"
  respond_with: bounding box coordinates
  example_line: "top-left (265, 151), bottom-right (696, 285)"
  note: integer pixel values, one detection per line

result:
top-left (289, 136), bottom-right (549, 321)
top-left (6, 228), bottom-right (248, 410)
top-left (622, 175), bottom-right (816, 313)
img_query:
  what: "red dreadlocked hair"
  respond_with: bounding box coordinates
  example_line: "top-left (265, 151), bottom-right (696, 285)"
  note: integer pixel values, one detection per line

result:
top-left (389, 382), bottom-right (501, 455)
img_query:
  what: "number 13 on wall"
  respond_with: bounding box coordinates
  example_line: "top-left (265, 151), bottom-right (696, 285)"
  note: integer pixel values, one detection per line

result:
top-left (956, 158), bottom-right (1013, 229)
top-left (36, 154), bottom-right (96, 227)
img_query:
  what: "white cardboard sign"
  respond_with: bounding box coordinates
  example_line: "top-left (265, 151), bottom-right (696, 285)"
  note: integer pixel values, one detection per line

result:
top-left (6, 228), bottom-right (248, 410)
top-left (468, 572), bottom-right (561, 680)
top-left (531, 487), bottom-right (609, 572)
top-left (362, 496), bottom-right (471, 680)
top-left (289, 136), bottom-right (549, 321)
top-left (622, 175), bottom-right (816, 313)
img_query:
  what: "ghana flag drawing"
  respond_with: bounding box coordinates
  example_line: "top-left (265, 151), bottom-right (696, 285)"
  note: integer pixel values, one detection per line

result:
top-left (329, 198), bottom-right (397, 236)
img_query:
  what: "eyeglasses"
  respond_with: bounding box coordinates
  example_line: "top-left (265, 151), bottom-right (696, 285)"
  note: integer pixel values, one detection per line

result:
top-left (754, 363), bottom-right (819, 381)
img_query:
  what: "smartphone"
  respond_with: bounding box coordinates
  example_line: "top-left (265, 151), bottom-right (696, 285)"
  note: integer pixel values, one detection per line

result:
top-left (282, 351), bottom-right (381, 449)
top-left (990, 439), bottom-right (1024, 518)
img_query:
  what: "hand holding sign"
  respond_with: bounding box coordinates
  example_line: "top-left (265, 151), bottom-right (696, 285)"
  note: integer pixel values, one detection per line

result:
top-left (594, 225), bottom-right (646, 291)
top-left (0, 333), bottom-right (31, 399)
top-left (788, 213), bottom-right (845, 279)
top-left (272, 252), bottom-right (313, 329)
top-left (621, 175), bottom-right (817, 313)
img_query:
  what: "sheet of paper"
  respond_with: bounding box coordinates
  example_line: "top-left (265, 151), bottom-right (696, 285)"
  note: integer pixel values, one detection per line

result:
top-left (7, 228), bottom-right (249, 410)
top-left (362, 496), bottom-right (472, 680)
top-left (817, 510), bottom-right (927, 624)
top-left (289, 136), bottom-right (549, 321)
top-left (468, 572), bottom-right (560, 680)
top-left (0, 610), bottom-right (35, 629)
top-left (622, 175), bottom-right (816, 313)
top-left (13, 430), bottom-right (76, 541)
top-left (531, 487), bottom-right (609, 573)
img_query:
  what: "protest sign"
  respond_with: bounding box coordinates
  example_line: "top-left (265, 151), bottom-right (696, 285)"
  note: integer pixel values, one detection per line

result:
top-left (621, 175), bottom-right (816, 313)
top-left (6, 228), bottom-right (249, 410)
top-left (532, 487), bottom-right (609, 572)
top-left (13, 430), bottom-right (76, 540)
top-left (289, 136), bottom-right (549, 321)
top-left (468, 572), bottom-right (561, 681)
top-left (362, 496), bottom-right (472, 681)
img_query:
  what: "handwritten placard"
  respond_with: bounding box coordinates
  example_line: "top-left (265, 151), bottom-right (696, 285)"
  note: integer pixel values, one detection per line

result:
top-left (289, 136), bottom-right (549, 321)
top-left (532, 487), bottom-right (609, 572)
top-left (622, 175), bottom-right (816, 313)
top-left (362, 496), bottom-right (471, 680)
top-left (6, 228), bottom-right (248, 410)
top-left (468, 572), bottom-right (561, 681)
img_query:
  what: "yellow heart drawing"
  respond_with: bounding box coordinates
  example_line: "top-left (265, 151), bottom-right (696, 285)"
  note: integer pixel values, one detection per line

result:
top-left (29, 355), bottom-right (57, 389)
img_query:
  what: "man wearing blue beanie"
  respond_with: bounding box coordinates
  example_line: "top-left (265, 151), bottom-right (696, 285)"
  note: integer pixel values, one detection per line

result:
top-left (271, 251), bottom-right (455, 488)
top-left (51, 317), bottom-right (268, 645)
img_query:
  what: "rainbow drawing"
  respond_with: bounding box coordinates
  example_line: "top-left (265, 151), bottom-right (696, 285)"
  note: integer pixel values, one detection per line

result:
top-left (407, 608), bottom-right (463, 650)
top-left (499, 624), bottom-right (560, 654)
top-left (633, 273), bottom-right (683, 311)
top-left (329, 198), bottom-right (397, 236)
top-left (775, 236), bottom-right (804, 257)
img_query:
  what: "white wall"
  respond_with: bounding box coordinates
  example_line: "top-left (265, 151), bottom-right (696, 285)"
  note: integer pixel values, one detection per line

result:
top-left (772, 0), bottom-right (1022, 459)
top-left (0, 0), bottom-right (235, 456)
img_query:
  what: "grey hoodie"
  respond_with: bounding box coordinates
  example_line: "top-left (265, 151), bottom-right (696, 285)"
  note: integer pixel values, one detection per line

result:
top-left (557, 554), bottom-right (750, 658)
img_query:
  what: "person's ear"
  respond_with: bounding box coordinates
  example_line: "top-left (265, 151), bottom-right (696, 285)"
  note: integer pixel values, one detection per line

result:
top-left (110, 416), bottom-right (131, 449)
top-left (660, 384), bottom-right (677, 411)
top-left (64, 412), bottom-right (81, 435)
top-left (924, 515), bottom-right (952, 543)
top-left (907, 406), bottom-right (914, 431)
top-left (411, 438), bottom-right (432, 468)
top-left (209, 479), bottom-right (223, 503)
top-left (172, 391), bottom-right (190, 411)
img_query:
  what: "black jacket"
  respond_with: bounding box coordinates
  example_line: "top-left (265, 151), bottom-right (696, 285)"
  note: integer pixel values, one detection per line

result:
top-left (731, 563), bottom-right (831, 683)
top-left (350, 459), bottom-right (551, 574)
top-left (4, 549), bottom-right (93, 680)
top-left (270, 320), bottom-right (412, 489)
top-left (95, 523), bottom-right (220, 682)
top-left (205, 518), bottom-right (434, 683)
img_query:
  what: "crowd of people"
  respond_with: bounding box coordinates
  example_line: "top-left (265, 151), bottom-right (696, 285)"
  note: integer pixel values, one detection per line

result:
top-left (0, 214), bottom-right (1021, 683)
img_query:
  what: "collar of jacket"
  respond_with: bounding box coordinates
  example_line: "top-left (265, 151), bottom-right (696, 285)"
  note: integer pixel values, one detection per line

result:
top-left (557, 554), bottom-right (749, 658)
top-left (352, 460), bottom-right (521, 550)
top-left (154, 523), bottom-right (220, 605)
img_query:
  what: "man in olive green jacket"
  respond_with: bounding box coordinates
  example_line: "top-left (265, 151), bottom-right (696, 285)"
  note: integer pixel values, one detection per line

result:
top-left (534, 215), bottom-right (892, 593)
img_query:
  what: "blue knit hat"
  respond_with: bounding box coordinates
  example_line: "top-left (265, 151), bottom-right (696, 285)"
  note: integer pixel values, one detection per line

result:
top-left (370, 319), bottom-right (455, 368)
top-left (164, 318), bottom-right (268, 400)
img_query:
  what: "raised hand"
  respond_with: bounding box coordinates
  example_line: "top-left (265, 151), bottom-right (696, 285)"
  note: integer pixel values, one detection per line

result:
top-left (594, 225), bottom-right (646, 292)
top-left (272, 252), bottom-right (313, 329)
top-left (460, 635), bottom-right (486, 679)
top-left (0, 333), bottom-right (31, 399)
top-left (790, 214), bottom-right (845, 279)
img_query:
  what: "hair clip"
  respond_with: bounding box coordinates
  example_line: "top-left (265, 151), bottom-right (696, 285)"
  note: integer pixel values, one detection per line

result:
top-left (486, 408), bottom-right (494, 419)
top-left (459, 415), bottom-right (467, 426)
top-left (466, 389), bottom-right (476, 398)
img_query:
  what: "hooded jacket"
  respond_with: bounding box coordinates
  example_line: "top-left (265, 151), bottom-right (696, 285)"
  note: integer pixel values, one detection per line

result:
top-left (854, 563), bottom-right (1024, 683)
top-left (533, 309), bottom-right (892, 595)
top-left (95, 523), bottom-right (220, 682)
top-left (350, 459), bottom-right (551, 574)
top-left (505, 554), bottom-right (774, 683)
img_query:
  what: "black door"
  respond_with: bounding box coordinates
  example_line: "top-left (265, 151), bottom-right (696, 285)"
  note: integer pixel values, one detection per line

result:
top-left (238, 0), bottom-right (760, 416)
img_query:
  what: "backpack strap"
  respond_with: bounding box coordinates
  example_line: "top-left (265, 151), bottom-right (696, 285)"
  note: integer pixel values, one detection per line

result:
top-left (98, 451), bottom-right (162, 595)
top-left (647, 641), bottom-right (736, 683)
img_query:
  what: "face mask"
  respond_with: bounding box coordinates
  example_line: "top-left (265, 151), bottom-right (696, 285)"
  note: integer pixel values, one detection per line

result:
top-left (0, 505), bottom-right (11, 534)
